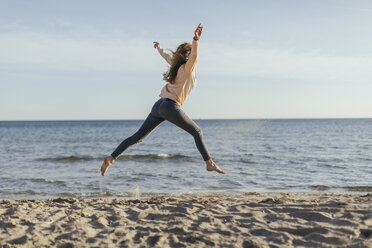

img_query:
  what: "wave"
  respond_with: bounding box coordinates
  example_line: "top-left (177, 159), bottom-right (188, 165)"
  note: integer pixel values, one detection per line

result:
top-left (37, 153), bottom-right (191, 163)
top-left (310, 185), bottom-right (372, 192)
top-left (342, 186), bottom-right (372, 192)
top-left (37, 156), bottom-right (94, 162)
top-left (1, 190), bottom-right (41, 196)
top-left (239, 158), bottom-right (256, 164)
top-left (315, 163), bottom-right (346, 169)
top-left (310, 185), bottom-right (330, 191)
top-left (28, 178), bottom-right (67, 187)
top-left (54, 191), bottom-right (173, 199)
top-left (116, 153), bottom-right (191, 161)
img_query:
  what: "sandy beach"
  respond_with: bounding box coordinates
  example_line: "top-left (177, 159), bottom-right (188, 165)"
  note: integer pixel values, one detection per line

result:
top-left (0, 193), bottom-right (371, 247)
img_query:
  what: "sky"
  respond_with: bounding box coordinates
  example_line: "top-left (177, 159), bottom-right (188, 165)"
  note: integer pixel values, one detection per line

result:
top-left (1, 0), bottom-right (372, 120)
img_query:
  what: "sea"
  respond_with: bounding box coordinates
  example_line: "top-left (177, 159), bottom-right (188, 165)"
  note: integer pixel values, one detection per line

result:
top-left (0, 119), bottom-right (371, 200)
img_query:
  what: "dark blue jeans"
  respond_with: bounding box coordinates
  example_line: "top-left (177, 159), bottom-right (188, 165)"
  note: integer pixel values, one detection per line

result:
top-left (111, 98), bottom-right (211, 161)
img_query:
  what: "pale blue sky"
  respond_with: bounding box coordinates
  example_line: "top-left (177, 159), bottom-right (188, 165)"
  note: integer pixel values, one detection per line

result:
top-left (1, 0), bottom-right (372, 120)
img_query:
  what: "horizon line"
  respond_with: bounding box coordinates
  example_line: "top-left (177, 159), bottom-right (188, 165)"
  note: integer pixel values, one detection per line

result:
top-left (1, 117), bottom-right (372, 122)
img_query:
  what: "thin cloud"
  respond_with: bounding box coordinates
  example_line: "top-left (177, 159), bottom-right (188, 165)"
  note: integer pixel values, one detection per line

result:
top-left (333, 6), bottom-right (372, 13)
top-left (2, 30), bottom-right (372, 86)
top-left (0, 30), bottom-right (159, 74)
top-left (200, 43), bottom-right (372, 83)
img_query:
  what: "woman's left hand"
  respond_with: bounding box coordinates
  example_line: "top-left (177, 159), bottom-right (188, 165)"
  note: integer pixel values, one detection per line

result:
top-left (194, 24), bottom-right (203, 40)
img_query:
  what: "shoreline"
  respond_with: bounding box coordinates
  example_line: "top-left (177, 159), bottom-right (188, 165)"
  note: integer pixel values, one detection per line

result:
top-left (2, 187), bottom-right (372, 201)
top-left (1, 193), bottom-right (371, 247)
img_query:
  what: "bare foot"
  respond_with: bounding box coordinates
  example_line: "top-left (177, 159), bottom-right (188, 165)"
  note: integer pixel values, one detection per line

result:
top-left (101, 156), bottom-right (115, 176)
top-left (206, 159), bottom-right (226, 174)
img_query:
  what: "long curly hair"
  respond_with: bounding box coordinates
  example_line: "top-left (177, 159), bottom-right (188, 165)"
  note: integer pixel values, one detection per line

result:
top-left (163, 42), bottom-right (192, 84)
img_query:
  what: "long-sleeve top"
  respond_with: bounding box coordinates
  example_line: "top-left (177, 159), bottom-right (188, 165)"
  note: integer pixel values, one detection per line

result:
top-left (156, 40), bottom-right (199, 106)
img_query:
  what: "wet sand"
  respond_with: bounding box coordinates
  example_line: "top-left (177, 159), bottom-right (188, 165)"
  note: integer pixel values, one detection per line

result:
top-left (0, 193), bottom-right (371, 247)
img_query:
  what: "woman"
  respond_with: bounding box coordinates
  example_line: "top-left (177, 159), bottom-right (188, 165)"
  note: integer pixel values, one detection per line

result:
top-left (101, 24), bottom-right (226, 176)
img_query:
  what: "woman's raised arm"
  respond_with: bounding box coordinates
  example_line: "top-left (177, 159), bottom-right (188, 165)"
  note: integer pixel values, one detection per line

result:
top-left (154, 41), bottom-right (172, 65)
top-left (184, 24), bottom-right (203, 72)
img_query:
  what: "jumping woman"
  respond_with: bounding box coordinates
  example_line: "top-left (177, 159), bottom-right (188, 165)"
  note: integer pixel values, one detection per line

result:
top-left (101, 24), bottom-right (226, 176)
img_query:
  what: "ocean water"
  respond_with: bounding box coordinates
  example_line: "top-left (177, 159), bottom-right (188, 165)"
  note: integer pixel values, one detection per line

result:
top-left (0, 119), bottom-right (371, 200)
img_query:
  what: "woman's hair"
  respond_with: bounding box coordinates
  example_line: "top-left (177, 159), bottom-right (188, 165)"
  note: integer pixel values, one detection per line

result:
top-left (163, 42), bottom-right (192, 84)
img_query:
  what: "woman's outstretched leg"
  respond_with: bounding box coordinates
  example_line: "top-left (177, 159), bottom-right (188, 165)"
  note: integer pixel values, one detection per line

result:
top-left (160, 101), bottom-right (226, 174)
top-left (110, 114), bottom-right (164, 159)
top-left (101, 113), bottom-right (164, 176)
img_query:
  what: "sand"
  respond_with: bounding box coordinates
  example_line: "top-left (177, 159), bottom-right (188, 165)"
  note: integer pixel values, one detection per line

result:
top-left (0, 193), bottom-right (371, 248)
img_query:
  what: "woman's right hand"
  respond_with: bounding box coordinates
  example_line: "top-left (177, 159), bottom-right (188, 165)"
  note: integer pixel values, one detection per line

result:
top-left (194, 24), bottom-right (203, 40)
top-left (153, 41), bottom-right (160, 49)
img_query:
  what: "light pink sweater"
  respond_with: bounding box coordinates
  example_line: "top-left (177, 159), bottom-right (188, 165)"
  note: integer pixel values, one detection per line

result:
top-left (156, 40), bottom-right (199, 106)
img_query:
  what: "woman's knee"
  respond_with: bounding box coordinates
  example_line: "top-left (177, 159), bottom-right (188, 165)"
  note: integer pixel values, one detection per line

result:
top-left (192, 126), bottom-right (203, 137)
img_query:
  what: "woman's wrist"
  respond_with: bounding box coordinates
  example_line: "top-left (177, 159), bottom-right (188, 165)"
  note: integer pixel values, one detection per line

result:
top-left (193, 36), bottom-right (199, 41)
